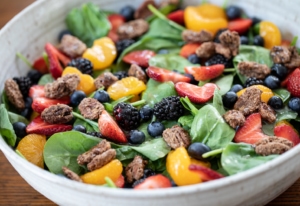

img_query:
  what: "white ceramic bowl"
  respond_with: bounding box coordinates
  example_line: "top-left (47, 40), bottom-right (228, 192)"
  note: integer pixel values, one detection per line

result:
top-left (1, 0), bottom-right (300, 205)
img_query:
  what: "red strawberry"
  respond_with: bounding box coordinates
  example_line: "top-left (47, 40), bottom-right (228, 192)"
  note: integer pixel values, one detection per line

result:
top-left (189, 164), bottom-right (224, 181)
top-left (234, 113), bottom-right (267, 144)
top-left (180, 43), bottom-right (201, 58)
top-left (123, 50), bottom-right (156, 67)
top-left (29, 85), bottom-right (45, 100)
top-left (167, 10), bottom-right (185, 25)
top-left (108, 14), bottom-right (125, 31)
top-left (147, 66), bottom-right (191, 83)
top-left (274, 121), bottom-right (300, 146)
top-left (98, 110), bottom-right (127, 143)
top-left (175, 82), bottom-right (218, 104)
top-left (228, 18), bottom-right (252, 34)
top-left (114, 175), bottom-right (125, 188)
top-left (32, 97), bottom-right (70, 113)
top-left (26, 116), bottom-right (72, 136)
top-left (33, 57), bottom-right (48, 74)
top-left (134, 174), bottom-right (172, 189)
top-left (185, 64), bottom-right (225, 81)
top-left (287, 68), bottom-right (300, 97)
top-left (107, 30), bottom-right (119, 43)
top-left (45, 43), bottom-right (70, 79)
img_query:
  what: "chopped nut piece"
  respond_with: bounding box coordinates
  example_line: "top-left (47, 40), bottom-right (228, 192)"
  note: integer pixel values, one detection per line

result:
top-left (223, 110), bottom-right (245, 129)
top-left (59, 34), bottom-right (87, 58)
top-left (234, 87), bottom-right (262, 116)
top-left (284, 46), bottom-right (300, 70)
top-left (219, 30), bottom-right (240, 57)
top-left (162, 125), bottom-right (191, 149)
top-left (118, 19), bottom-right (149, 40)
top-left (128, 64), bottom-right (147, 83)
top-left (125, 156), bottom-right (148, 183)
top-left (215, 43), bottom-right (232, 59)
top-left (87, 149), bottom-right (116, 171)
top-left (4, 79), bottom-right (25, 110)
top-left (41, 104), bottom-right (73, 124)
top-left (255, 136), bottom-right (293, 156)
top-left (62, 166), bottom-right (82, 182)
top-left (94, 72), bottom-right (118, 90)
top-left (78, 97), bottom-right (104, 120)
top-left (182, 30), bottom-right (213, 43)
top-left (270, 46), bottom-right (291, 64)
top-left (258, 103), bottom-right (276, 123)
top-left (196, 42), bottom-right (215, 58)
top-left (134, 0), bottom-right (158, 19)
top-left (238, 61), bottom-right (270, 79)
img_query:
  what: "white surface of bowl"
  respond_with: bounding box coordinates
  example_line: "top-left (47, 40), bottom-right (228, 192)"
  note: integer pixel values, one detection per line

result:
top-left (1, 0), bottom-right (300, 205)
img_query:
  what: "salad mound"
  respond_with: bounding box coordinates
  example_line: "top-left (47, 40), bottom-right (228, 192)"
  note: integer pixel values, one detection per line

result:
top-left (1, 0), bottom-right (300, 189)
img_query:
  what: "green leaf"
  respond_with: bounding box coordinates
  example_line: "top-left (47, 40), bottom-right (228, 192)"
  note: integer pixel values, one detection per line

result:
top-left (0, 104), bottom-right (17, 147)
top-left (180, 97), bottom-right (199, 116)
top-left (178, 115), bottom-right (194, 130)
top-left (73, 118), bottom-right (98, 132)
top-left (147, 2), bottom-right (179, 22)
top-left (273, 88), bottom-right (290, 103)
top-left (8, 112), bottom-right (29, 124)
top-left (38, 74), bottom-right (54, 85)
top-left (221, 143), bottom-right (278, 175)
top-left (212, 74), bottom-right (234, 95)
top-left (276, 106), bottom-right (298, 122)
top-left (212, 89), bottom-right (226, 115)
top-left (262, 123), bottom-right (275, 136)
top-left (72, 112), bottom-right (99, 132)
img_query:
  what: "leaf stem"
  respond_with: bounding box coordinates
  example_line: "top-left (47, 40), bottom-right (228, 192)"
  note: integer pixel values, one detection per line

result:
top-left (111, 95), bottom-right (134, 107)
top-left (290, 36), bottom-right (298, 47)
top-left (16, 52), bottom-right (33, 68)
top-left (104, 177), bottom-right (117, 188)
top-left (180, 97), bottom-right (198, 116)
top-left (223, 68), bottom-right (236, 73)
top-left (131, 99), bottom-right (146, 107)
top-left (202, 148), bottom-right (224, 159)
top-left (72, 112), bottom-right (98, 128)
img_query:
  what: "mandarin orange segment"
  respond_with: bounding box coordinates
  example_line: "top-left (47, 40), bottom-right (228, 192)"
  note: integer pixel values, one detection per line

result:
top-left (190, 158), bottom-right (211, 168)
top-left (237, 85), bottom-right (274, 103)
top-left (62, 66), bottom-right (82, 76)
top-left (16, 134), bottom-right (47, 168)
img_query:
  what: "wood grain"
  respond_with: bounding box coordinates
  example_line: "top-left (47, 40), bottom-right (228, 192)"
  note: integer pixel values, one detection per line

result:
top-left (0, 0), bottom-right (300, 205)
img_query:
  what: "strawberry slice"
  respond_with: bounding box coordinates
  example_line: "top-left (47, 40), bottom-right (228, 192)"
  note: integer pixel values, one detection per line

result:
top-left (189, 164), bottom-right (224, 181)
top-left (123, 50), bottom-right (156, 68)
top-left (114, 175), bottom-right (125, 188)
top-left (228, 18), bottom-right (252, 34)
top-left (180, 43), bottom-right (201, 58)
top-left (147, 66), bottom-right (191, 83)
top-left (134, 174), bottom-right (172, 189)
top-left (26, 116), bottom-right (72, 136)
top-left (234, 113), bottom-right (266, 144)
top-left (33, 57), bottom-right (48, 74)
top-left (98, 110), bottom-right (127, 143)
top-left (108, 14), bottom-right (125, 31)
top-left (274, 121), bottom-right (300, 146)
top-left (107, 30), bottom-right (119, 43)
top-left (29, 85), bottom-right (45, 100)
top-left (167, 10), bottom-right (185, 25)
top-left (287, 68), bottom-right (300, 97)
top-left (185, 64), bottom-right (225, 81)
top-left (32, 97), bottom-right (70, 113)
top-left (175, 82), bottom-right (218, 104)
top-left (45, 43), bottom-right (70, 79)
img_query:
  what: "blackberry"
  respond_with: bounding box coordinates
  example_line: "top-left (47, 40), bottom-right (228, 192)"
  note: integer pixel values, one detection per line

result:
top-left (27, 70), bottom-right (43, 84)
top-left (67, 58), bottom-right (93, 75)
top-left (214, 29), bottom-right (228, 43)
top-left (116, 39), bottom-right (136, 56)
top-left (13, 76), bottom-right (32, 97)
top-left (153, 96), bottom-right (184, 120)
top-left (205, 54), bottom-right (233, 68)
top-left (113, 71), bottom-right (128, 80)
top-left (113, 102), bottom-right (140, 130)
top-left (86, 131), bottom-right (102, 138)
top-left (244, 77), bottom-right (264, 87)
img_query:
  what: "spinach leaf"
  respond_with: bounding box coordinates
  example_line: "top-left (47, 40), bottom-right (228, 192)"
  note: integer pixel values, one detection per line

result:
top-left (147, 2), bottom-right (179, 22)
top-left (221, 143), bottom-right (278, 175)
top-left (1, 92), bottom-right (17, 113)
top-left (38, 74), bottom-right (53, 85)
top-left (8, 112), bottom-right (29, 124)
top-left (178, 115), bottom-right (194, 130)
top-left (273, 88), bottom-right (290, 103)
top-left (262, 123), bottom-right (275, 136)
top-left (276, 106), bottom-right (298, 122)
top-left (212, 89), bottom-right (226, 115)
top-left (147, 157), bottom-right (167, 172)
top-left (73, 119), bottom-right (98, 132)
top-left (212, 74), bottom-right (234, 95)
top-left (0, 104), bottom-right (17, 146)
top-left (180, 97), bottom-right (200, 116)
top-left (72, 112), bottom-right (99, 132)
top-left (190, 104), bottom-right (235, 150)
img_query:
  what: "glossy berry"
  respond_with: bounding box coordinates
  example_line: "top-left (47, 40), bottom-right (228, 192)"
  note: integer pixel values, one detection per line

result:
top-left (93, 90), bottom-right (110, 103)
top-left (13, 122), bottom-right (27, 138)
top-left (240, 36), bottom-right (249, 45)
top-left (271, 64), bottom-right (288, 80)
top-left (244, 77), bottom-right (264, 87)
top-left (253, 35), bottom-right (264, 47)
top-left (67, 58), bottom-right (93, 75)
top-left (70, 90), bottom-right (86, 107)
top-left (73, 125), bottom-right (87, 133)
top-left (188, 142), bottom-right (211, 161)
top-left (230, 84), bottom-right (244, 93)
top-left (187, 54), bottom-right (201, 64)
top-left (139, 105), bottom-right (153, 122)
top-left (13, 76), bottom-right (32, 97)
top-left (205, 54), bottom-right (233, 68)
top-left (184, 73), bottom-right (198, 85)
top-left (129, 130), bottom-right (146, 144)
top-left (27, 70), bottom-right (43, 85)
top-left (222, 91), bottom-right (238, 109)
top-left (120, 5), bottom-right (135, 22)
top-left (58, 30), bottom-right (72, 42)
top-left (147, 121), bottom-right (165, 137)
top-left (251, 17), bottom-right (261, 26)
top-left (113, 102), bottom-right (140, 130)
top-left (267, 96), bottom-right (284, 110)
top-left (20, 97), bottom-right (33, 119)
top-left (264, 75), bottom-right (280, 89)
top-left (153, 96), bottom-right (184, 121)
top-left (288, 97), bottom-right (300, 113)
top-left (86, 131), bottom-right (102, 138)
top-left (143, 168), bottom-right (156, 178)
top-left (157, 49), bottom-right (169, 55)
top-left (113, 71), bottom-right (128, 80)
top-left (116, 39), bottom-right (136, 56)
top-left (214, 29), bottom-right (227, 43)
top-left (226, 5), bottom-right (242, 20)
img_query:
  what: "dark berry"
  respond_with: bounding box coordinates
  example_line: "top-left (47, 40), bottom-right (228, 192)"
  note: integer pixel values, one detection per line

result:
top-left (139, 105), bottom-right (153, 122)
top-left (267, 96), bottom-right (284, 110)
top-left (116, 39), bottom-right (136, 56)
top-left (86, 131), bottom-right (102, 138)
top-left (205, 54), bottom-right (233, 68)
top-left (24, 97), bottom-right (33, 108)
top-left (70, 90), bottom-right (86, 107)
top-left (93, 90), bottom-right (110, 103)
top-left (184, 73), bottom-right (198, 85)
top-left (264, 75), bottom-right (280, 89)
top-left (170, 180), bottom-right (178, 187)
top-left (27, 70), bottom-right (43, 85)
top-left (271, 64), bottom-right (288, 80)
top-left (153, 96), bottom-right (184, 120)
top-left (143, 168), bottom-right (156, 178)
top-left (240, 36), bottom-right (249, 45)
top-left (113, 71), bottom-right (128, 80)
top-left (120, 5), bottom-right (135, 21)
top-left (230, 84), bottom-right (244, 93)
top-left (147, 121), bottom-right (165, 137)
top-left (132, 178), bottom-right (145, 188)
top-left (187, 54), bottom-right (201, 64)
top-left (157, 49), bottom-right (169, 54)
top-left (222, 91), bottom-right (238, 109)
top-left (226, 5), bottom-right (242, 20)
top-left (73, 125), bottom-right (87, 133)
top-left (13, 76), bottom-right (32, 97)
top-left (244, 77), bottom-right (264, 87)
top-left (67, 58), bottom-right (93, 75)
top-left (251, 17), bottom-right (261, 27)
top-left (20, 97), bottom-right (33, 119)
top-left (288, 97), bottom-right (300, 113)
top-left (12, 122), bottom-right (27, 138)
top-left (129, 130), bottom-right (146, 144)
top-left (214, 29), bottom-right (228, 43)
top-left (188, 142), bottom-right (211, 161)
top-left (58, 30), bottom-right (72, 42)
top-left (253, 35), bottom-right (264, 47)
top-left (113, 102), bottom-right (140, 130)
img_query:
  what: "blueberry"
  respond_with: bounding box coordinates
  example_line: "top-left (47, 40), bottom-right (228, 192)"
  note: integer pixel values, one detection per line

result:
top-left (93, 90), bottom-right (110, 103)
top-left (20, 97), bottom-right (33, 118)
top-left (271, 64), bottom-right (288, 80)
top-left (240, 36), bottom-right (249, 45)
top-left (184, 73), bottom-right (198, 85)
top-left (13, 122), bottom-right (27, 138)
top-left (120, 5), bottom-right (135, 22)
top-left (70, 90), bottom-right (86, 107)
top-left (157, 49), bottom-right (169, 55)
top-left (222, 91), bottom-right (238, 109)
top-left (143, 168), bottom-right (156, 178)
top-left (229, 84), bottom-right (244, 93)
top-left (187, 54), bottom-right (201, 64)
top-left (264, 75), bottom-right (280, 89)
top-left (27, 70), bottom-right (43, 84)
top-left (129, 130), bottom-right (146, 144)
top-left (251, 17), bottom-right (261, 27)
top-left (267, 96), bottom-right (283, 110)
top-left (24, 97), bottom-right (33, 108)
top-left (139, 105), bottom-right (153, 122)
top-left (58, 30), bottom-right (72, 42)
top-left (253, 35), bottom-right (264, 47)
top-left (226, 5), bottom-right (242, 20)
top-left (288, 97), bottom-right (300, 113)
top-left (73, 125), bottom-right (87, 133)
top-left (188, 142), bottom-right (211, 161)
top-left (147, 121), bottom-right (165, 137)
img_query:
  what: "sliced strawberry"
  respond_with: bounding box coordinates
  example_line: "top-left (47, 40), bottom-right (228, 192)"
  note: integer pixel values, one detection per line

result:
top-left (234, 113), bottom-right (266, 144)
top-left (281, 72), bottom-right (292, 87)
top-left (107, 30), bottom-right (119, 43)
top-left (108, 14), bottom-right (125, 31)
top-left (29, 85), bottom-right (45, 100)
top-left (33, 57), bottom-right (48, 74)
top-left (98, 110), bottom-right (127, 143)
top-left (147, 66), bottom-right (191, 83)
top-left (180, 43), bottom-right (201, 58)
top-left (175, 82), bottom-right (218, 104)
top-left (123, 50), bottom-right (156, 68)
top-left (32, 97), bottom-right (70, 113)
top-left (287, 68), bottom-right (300, 97)
top-left (45, 43), bottom-right (70, 79)
top-left (185, 64), bottom-right (225, 81)
top-left (26, 116), bottom-right (72, 136)
top-left (189, 164), bottom-right (224, 181)
top-left (167, 10), bottom-right (185, 25)
top-left (114, 175), bottom-right (125, 188)
top-left (134, 174), bottom-right (172, 190)
top-left (274, 121), bottom-right (300, 146)
top-left (228, 18), bottom-right (252, 34)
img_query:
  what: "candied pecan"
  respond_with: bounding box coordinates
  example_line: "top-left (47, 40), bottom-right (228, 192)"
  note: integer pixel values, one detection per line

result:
top-left (59, 34), bottom-right (87, 58)
top-left (234, 87), bottom-right (262, 116)
top-left (87, 149), bottom-right (116, 171)
top-left (62, 166), bottom-right (82, 182)
top-left (223, 110), bottom-right (245, 129)
top-left (128, 64), bottom-right (147, 83)
top-left (255, 136), bottom-right (293, 156)
top-left (284, 46), bottom-right (300, 70)
top-left (215, 43), bottom-right (232, 59)
top-left (78, 98), bottom-right (104, 120)
top-left (134, 0), bottom-right (158, 19)
top-left (118, 19), bottom-right (149, 40)
top-left (258, 103), bottom-right (276, 123)
top-left (94, 72), bottom-right (118, 90)
top-left (270, 46), bottom-right (291, 64)
top-left (125, 156), bottom-right (148, 183)
top-left (162, 125), bottom-right (191, 149)
top-left (196, 42), bottom-right (215, 58)
top-left (4, 79), bottom-right (25, 110)
top-left (182, 29), bottom-right (213, 43)
top-left (238, 61), bottom-right (270, 79)
top-left (219, 30), bottom-right (240, 57)
top-left (41, 104), bottom-right (73, 124)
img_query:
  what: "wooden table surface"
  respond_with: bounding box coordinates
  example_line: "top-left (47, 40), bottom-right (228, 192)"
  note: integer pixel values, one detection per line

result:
top-left (1, 0), bottom-right (300, 205)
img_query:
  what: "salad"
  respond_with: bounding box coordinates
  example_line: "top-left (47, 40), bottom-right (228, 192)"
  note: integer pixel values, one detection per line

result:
top-left (1, 0), bottom-right (300, 189)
